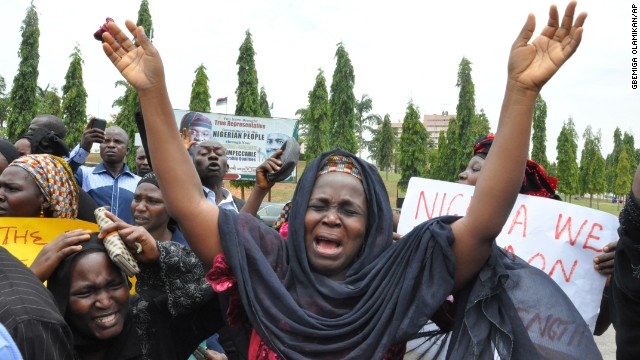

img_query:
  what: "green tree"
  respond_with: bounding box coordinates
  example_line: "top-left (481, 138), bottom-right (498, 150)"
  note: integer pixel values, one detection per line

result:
top-left (0, 76), bottom-right (10, 131)
top-left (473, 109), bottom-right (491, 140)
top-left (623, 131), bottom-right (637, 179)
top-left (329, 42), bottom-right (357, 153)
top-left (235, 29), bottom-right (261, 117)
top-left (556, 117), bottom-right (579, 202)
top-left (372, 114), bottom-right (396, 180)
top-left (114, 0), bottom-right (155, 168)
top-left (6, 3), bottom-right (40, 141)
top-left (259, 86), bottom-right (271, 117)
top-left (303, 69), bottom-right (331, 162)
top-left (397, 101), bottom-right (429, 189)
top-left (37, 85), bottom-right (62, 117)
top-left (189, 64), bottom-right (211, 112)
top-left (606, 128), bottom-right (623, 193)
top-left (438, 57), bottom-right (479, 180)
top-left (531, 94), bottom-right (549, 169)
top-left (354, 94), bottom-right (381, 158)
top-left (547, 161), bottom-right (558, 177)
top-left (591, 151), bottom-right (606, 209)
top-left (578, 126), bottom-right (601, 207)
top-left (427, 131), bottom-right (449, 180)
top-left (61, 45), bottom-right (87, 147)
top-left (615, 149), bottom-right (633, 209)
top-left (136, 0), bottom-right (154, 42)
top-left (232, 29), bottom-right (263, 197)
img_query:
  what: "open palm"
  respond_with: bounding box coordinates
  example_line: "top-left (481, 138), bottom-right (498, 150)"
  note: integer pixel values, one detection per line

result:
top-left (102, 20), bottom-right (165, 92)
top-left (508, 1), bottom-right (587, 91)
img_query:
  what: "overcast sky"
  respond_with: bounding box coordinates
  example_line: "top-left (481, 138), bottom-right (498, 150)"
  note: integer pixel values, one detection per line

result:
top-left (1, 0), bottom-right (637, 161)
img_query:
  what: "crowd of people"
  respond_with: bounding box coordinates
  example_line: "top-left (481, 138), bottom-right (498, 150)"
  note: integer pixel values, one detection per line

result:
top-left (0, 1), bottom-right (638, 359)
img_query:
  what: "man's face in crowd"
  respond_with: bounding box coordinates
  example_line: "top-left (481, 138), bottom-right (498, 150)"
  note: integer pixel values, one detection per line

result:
top-left (135, 147), bottom-right (151, 176)
top-left (100, 127), bottom-right (129, 165)
top-left (193, 141), bottom-right (228, 182)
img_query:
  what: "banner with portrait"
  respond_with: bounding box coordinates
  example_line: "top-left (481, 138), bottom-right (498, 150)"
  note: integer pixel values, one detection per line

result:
top-left (174, 109), bottom-right (299, 181)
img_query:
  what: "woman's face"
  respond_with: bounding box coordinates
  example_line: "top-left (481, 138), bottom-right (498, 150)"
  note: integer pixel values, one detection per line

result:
top-left (0, 166), bottom-right (45, 217)
top-left (0, 154), bottom-right (9, 175)
top-left (304, 172), bottom-right (368, 280)
top-left (458, 156), bottom-right (485, 186)
top-left (67, 252), bottom-right (129, 341)
top-left (131, 183), bottom-right (170, 235)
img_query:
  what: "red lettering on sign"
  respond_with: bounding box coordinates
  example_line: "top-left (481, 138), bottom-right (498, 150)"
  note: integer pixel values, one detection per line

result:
top-left (583, 223), bottom-right (604, 253)
top-left (447, 194), bottom-right (464, 216)
top-left (548, 259), bottom-right (579, 282)
top-left (554, 214), bottom-right (588, 246)
top-left (528, 252), bottom-right (547, 271)
top-left (508, 204), bottom-right (528, 237)
top-left (31, 231), bottom-right (44, 246)
top-left (415, 191), bottom-right (438, 220)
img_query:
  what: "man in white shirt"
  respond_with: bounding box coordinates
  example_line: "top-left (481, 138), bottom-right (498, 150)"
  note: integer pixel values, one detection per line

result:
top-left (192, 140), bottom-right (245, 212)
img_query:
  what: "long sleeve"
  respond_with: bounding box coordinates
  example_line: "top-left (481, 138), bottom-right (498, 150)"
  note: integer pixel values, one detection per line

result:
top-left (9, 319), bottom-right (74, 360)
top-left (65, 144), bottom-right (90, 174)
top-left (135, 241), bottom-right (212, 317)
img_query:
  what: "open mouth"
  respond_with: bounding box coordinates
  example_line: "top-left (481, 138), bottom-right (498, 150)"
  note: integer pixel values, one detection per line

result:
top-left (133, 216), bottom-right (149, 225)
top-left (313, 236), bottom-right (342, 256)
top-left (94, 312), bottom-right (118, 328)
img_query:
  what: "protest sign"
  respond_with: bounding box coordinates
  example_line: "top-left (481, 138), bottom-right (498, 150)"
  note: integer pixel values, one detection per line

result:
top-left (0, 218), bottom-right (98, 267)
top-left (398, 178), bottom-right (617, 332)
top-left (174, 110), bottom-right (299, 181)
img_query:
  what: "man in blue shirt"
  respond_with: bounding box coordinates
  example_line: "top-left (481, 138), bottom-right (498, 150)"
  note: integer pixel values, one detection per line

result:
top-left (74, 126), bottom-right (140, 224)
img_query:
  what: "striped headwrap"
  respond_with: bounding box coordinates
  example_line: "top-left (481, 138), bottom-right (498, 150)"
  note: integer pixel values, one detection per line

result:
top-left (9, 154), bottom-right (79, 219)
top-left (317, 155), bottom-right (362, 180)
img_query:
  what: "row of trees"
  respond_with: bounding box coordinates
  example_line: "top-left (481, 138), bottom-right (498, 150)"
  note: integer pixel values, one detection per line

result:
top-left (2, 2), bottom-right (638, 207)
top-left (1, 3), bottom-right (89, 149)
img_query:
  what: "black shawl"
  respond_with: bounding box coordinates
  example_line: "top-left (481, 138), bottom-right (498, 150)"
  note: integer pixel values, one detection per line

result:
top-left (218, 149), bottom-right (457, 359)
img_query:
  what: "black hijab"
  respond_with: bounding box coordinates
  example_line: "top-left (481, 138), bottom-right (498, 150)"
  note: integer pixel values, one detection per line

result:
top-left (47, 234), bottom-right (137, 355)
top-left (218, 149), bottom-right (457, 359)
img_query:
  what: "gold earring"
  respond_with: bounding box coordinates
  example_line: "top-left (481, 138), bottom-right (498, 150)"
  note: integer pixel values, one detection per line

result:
top-left (39, 205), bottom-right (45, 218)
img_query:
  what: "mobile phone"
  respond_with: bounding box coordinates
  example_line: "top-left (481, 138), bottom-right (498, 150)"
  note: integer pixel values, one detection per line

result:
top-left (266, 137), bottom-right (300, 183)
top-left (92, 118), bottom-right (107, 132)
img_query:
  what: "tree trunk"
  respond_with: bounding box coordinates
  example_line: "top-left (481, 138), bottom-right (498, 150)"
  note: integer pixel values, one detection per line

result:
top-left (589, 194), bottom-right (593, 208)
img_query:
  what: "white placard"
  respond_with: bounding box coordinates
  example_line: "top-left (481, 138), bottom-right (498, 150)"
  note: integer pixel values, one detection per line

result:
top-left (398, 177), bottom-right (617, 332)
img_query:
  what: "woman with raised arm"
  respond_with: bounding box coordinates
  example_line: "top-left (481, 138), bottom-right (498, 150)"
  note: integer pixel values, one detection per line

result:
top-left (100, 2), bottom-right (597, 358)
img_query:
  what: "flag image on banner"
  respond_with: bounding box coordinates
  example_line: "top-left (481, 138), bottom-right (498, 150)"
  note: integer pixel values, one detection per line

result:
top-left (216, 97), bottom-right (228, 106)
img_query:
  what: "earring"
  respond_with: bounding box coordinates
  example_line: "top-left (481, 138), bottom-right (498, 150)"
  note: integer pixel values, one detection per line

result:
top-left (39, 205), bottom-right (45, 218)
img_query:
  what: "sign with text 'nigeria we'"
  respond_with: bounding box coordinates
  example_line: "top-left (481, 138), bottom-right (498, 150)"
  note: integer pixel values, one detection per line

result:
top-left (174, 110), bottom-right (299, 181)
top-left (398, 178), bottom-right (618, 333)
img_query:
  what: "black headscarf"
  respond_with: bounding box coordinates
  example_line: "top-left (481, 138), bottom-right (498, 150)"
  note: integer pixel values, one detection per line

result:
top-left (0, 139), bottom-right (20, 164)
top-left (21, 127), bottom-right (70, 157)
top-left (218, 149), bottom-right (457, 359)
top-left (47, 234), bottom-right (136, 354)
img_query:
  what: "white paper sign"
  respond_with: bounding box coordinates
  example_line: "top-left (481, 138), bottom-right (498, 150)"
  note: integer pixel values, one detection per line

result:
top-left (398, 177), bottom-right (618, 332)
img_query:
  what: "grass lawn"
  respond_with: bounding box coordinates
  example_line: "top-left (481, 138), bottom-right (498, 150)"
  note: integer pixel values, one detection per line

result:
top-left (227, 160), bottom-right (623, 218)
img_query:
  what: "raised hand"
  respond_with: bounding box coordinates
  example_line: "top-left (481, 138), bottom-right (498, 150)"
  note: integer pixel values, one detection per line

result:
top-left (255, 149), bottom-right (283, 190)
top-left (508, 1), bottom-right (587, 92)
top-left (102, 20), bottom-right (165, 92)
top-left (181, 128), bottom-right (197, 150)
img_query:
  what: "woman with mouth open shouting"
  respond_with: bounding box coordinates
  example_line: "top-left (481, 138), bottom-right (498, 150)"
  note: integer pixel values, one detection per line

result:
top-left (100, 2), bottom-right (599, 358)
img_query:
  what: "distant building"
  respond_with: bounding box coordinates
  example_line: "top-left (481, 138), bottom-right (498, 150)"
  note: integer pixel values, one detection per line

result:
top-left (423, 112), bottom-right (454, 147)
top-left (390, 111), bottom-right (455, 147)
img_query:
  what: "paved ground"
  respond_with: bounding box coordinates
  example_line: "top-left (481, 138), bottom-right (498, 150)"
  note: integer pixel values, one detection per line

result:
top-left (595, 329), bottom-right (616, 359)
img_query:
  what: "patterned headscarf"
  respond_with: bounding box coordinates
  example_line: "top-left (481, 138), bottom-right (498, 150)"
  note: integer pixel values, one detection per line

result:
top-left (473, 133), bottom-right (494, 159)
top-left (317, 155), bottom-right (362, 180)
top-left (9, 154), bottom-right (79, 219)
